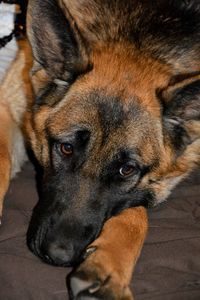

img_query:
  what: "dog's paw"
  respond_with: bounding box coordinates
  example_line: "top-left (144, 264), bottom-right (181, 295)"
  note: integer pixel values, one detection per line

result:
top-left (67, 247), bottom-right (134, 300)
top-left (68, 273), bottom-right (133, 300)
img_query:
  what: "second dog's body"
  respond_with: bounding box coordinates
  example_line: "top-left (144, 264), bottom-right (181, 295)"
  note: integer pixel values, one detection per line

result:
top-left (1, 1), bottom-right (200, 299)
top-left (0, 43), bottom-right (30, 216)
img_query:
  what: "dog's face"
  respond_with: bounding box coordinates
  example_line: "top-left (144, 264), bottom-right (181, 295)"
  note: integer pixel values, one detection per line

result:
top-left (26, 0), bottom-right (200, 266)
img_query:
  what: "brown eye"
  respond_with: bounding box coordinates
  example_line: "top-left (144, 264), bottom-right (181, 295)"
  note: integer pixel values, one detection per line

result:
top-left (60, 143), bottom-right (73, 156)
top-left (119, 164), bottom-right (135, 177)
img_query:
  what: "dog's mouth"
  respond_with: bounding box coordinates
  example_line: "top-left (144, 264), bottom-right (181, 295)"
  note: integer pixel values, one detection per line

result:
top-left (26, 221), bottom-right (56, 265)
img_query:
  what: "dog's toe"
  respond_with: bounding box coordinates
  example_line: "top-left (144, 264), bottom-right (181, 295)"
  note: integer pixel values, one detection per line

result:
top-left (69, 272), bottom-right (101, 299)
top-left (68, 269), bottom-right (103, 299)
top-left (68, 269), bottom-right (133, 300)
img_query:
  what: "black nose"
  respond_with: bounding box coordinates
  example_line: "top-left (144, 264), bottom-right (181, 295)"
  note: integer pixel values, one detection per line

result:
top-left (27, 216), bottom-right (98, 267)
top-left (41, 241), bottom-right (75, 266)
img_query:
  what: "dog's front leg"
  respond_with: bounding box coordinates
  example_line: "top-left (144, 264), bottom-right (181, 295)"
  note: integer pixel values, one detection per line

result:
top-left (0, 104), bottom-right (26, 223)
top-left (68, 206), bottom-right (148, 300)
top-left (0, 106), bottom-right (13, 221)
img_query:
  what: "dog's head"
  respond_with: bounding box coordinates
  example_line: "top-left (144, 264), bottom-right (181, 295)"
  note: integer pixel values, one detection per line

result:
top-left (26, 0), bottom-right (200, 266)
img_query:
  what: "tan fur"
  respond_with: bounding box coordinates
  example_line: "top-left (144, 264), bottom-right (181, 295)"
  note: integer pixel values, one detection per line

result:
top-left (0, 41), bottom-right (32, 216)
top-left (0, 106), bottom-right (12, 217)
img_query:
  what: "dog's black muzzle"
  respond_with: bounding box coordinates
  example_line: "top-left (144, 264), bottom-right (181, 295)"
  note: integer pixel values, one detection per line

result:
top-left (27, 217), bottom-right (96, 267)
top-left (27, 181), bottom-right (106, 267)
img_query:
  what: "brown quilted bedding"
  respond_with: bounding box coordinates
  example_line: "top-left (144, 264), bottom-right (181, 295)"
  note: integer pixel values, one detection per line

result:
top-left (0, 162), bottom-right (200, 300)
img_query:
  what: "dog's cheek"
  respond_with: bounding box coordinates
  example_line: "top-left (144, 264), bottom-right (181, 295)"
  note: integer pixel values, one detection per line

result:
top-left (142, 160), bottom-right (188, 207)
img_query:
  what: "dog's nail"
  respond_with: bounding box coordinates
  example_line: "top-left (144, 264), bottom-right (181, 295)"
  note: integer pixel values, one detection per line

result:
top-left (83, 246), bottom-right (96, 259)
top-left (70, 276), bottom-right (100, 297)
top-left (88, 281), bottom-right (101, 294)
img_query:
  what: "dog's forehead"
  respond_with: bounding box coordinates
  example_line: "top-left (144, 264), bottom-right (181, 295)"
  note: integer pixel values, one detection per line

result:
top-left (48, 89), bottom-right (147, 134)
top-left (46, 88), bottom-right (162, 163)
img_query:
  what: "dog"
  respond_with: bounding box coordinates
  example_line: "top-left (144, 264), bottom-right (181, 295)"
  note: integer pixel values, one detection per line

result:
top-left (0, 0), bottom-right (200, 299)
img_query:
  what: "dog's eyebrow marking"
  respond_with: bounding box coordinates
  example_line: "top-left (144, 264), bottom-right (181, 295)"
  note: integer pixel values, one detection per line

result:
top-left (90, 92), bottom-right (126, 145)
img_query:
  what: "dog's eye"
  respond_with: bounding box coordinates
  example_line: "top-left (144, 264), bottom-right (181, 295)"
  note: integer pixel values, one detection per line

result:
top-left (60, 143), bottom-right (73, 156)
top-left (119, 164), bottom-right (135, 177)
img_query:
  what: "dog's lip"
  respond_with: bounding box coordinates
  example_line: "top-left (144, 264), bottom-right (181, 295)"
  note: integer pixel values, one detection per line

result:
top-left (27, 231), bottom-right (42, 258)
top-left (27, 223), bottom-right (47, 258)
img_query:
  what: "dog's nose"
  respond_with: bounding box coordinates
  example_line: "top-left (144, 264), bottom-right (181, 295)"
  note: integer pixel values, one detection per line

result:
top-left (43, 242), bottom-right (75, 266)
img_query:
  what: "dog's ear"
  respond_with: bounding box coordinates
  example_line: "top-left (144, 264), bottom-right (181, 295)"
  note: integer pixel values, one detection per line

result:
top-left (160, 74), bottom-right (200, 155)
top-left (27, 0), bottom-right (90, 84)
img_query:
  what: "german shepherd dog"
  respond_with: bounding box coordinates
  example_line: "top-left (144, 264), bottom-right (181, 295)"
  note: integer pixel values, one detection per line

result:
top-left (1, 0), bottom-right (200, 299)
